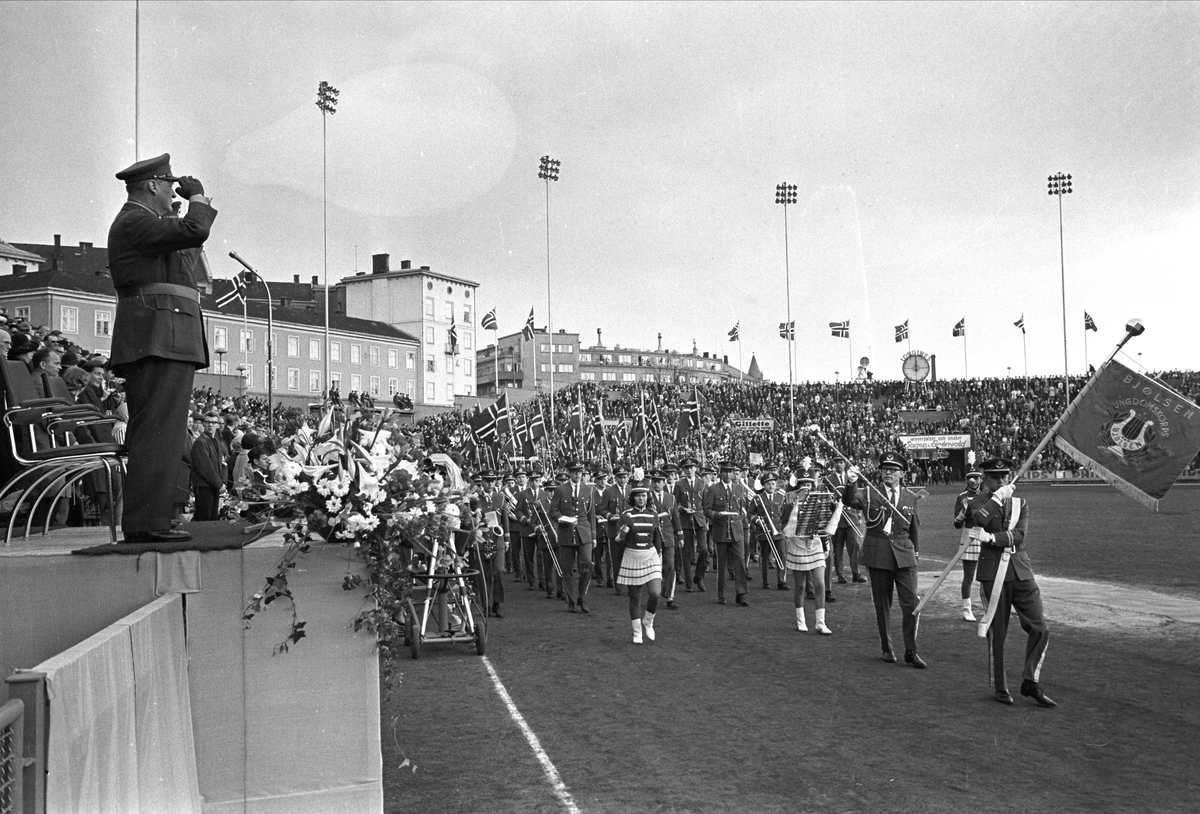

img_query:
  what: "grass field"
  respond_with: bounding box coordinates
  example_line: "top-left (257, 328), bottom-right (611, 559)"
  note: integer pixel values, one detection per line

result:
top-left (382, 484), bottom-right (1200, 813)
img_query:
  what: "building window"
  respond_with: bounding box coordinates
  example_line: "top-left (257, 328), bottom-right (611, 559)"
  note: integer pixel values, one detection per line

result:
top-left (214, 326), bottom-right (227, 351)
top-left (622, 373), bottom-right (636, 381)
top-left (555, 343), bottom-right (574, 353)
top-left (581, 371), bottom-right (596, 380)
top-left (350, 344), bottom-right (361, 365)
top-left (406, 351), bottom-right (415, 370)
top-left (407, 380), bottom-right (416, 397)
top-left (425, 381), bottom-right (435, 400)
top-left (369, 346), bottom-right (380, 367)
top-left (425, 297), bottom-right (435, 317)
top-left (539, 363), bottom-right (549, 373)
top-left (444, 301), bottom-right (453, 321)
top-left (602, 371), bottom-right (617, 381)
top-left (464, 332), bottom-right (473, 351)
top-left (240, 329), bottom-right (255, 353)
top-left (446, 383), bottom-right (454, 401)
top-left (309, 370), bottom-right (321, 392)
top-left (350, 373), bottom-right (362, 392)
top-left (539, 343), bottom-right (550, 353)
top-left (369, 376), bottom-right (380, 396)
top-left (94, 310), bottom-right (111, 337)
top-left (286, 336), bottom-right (298, 357)
top-left (58, 305), bottom-right (78, 334)
top-left (388, 377), bottom-right (398, 395)
top-left (242, 365), bottom-right (253, 387)
top-left (15, 307), bottom-right (29, 320)
top-left (579, 353), bottom-right (592, 362)
top-left (618, 354), bottom-right (632, 364)
top-left (309, 338), bottom-right (320, 360)
top-left (463, 304), bottom-right (472, 324)
top-left (388, 348), bottom-right (398, 368)
top-left (556, 363), bottom-right (574, 373)
top-left (464, 359), bottom-right (473, 376)
top-left (287, 368), bottom-right (300, 390)
top-left (330, 371), bottom-right (341, 389)
top-left (266, 364), bottom-right (277, 388)
top-left (644, 373), bottom-right (655, 381)
top-left (426, 354), bottom-right (435, 372)
top-left (425, 327), bottom-right (435, 345)
top-left (331, 341), bottom-right (341, 362)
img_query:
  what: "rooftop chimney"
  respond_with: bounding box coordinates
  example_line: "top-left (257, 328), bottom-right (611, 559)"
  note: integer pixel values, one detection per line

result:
top-left (80, 241), bottom-right (92, 253)
top-left (596, 328), bottom-right (602, 347)
top-left (312, 275), bottom-right (319, 286)
top-left (723, 355), bottom-right (728, 364)
top-left (400, 260), bottom-right (411, 270)
top-left (54, 234), bottom-right (61, 248)
top-left (293, 274), bottom-right (300, 283)
top-left (657, 332), bottom-right (662, 351)
top-left (419, 265), bottom-right (430, 272)
top-left (372, 254), bottom-right (389, 274)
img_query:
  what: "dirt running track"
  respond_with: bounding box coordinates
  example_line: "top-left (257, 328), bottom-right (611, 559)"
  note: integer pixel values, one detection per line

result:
top-left (382, 484), bottom-right (1200, 814)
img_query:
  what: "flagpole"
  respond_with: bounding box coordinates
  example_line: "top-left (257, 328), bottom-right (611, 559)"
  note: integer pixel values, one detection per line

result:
top-left (1022, 330), bottom-right (1028, 385)
top-left (493, 326), bottom-right (499, 396)
top-left (963, 328), bottom-right (968, 378)
top-left (1083, 318), bottom-right (1089, 373)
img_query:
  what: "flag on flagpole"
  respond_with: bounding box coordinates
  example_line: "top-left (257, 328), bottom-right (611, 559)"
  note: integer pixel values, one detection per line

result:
top-left (778, 321), bottom-right (795, 340)
top-left (676, 387), bottom-right (701, 442)
top-left (895, 319), bottom-right (909, 343)
top-left (1084, 312), bottom-right (1098, 332)
top-left (215, 272), bottom-right (247, 308)
top-left (481, 308), bottom-right (498, 331)
top-left (527, 403), bottom-right (547, 441)
top-left (829, 320), bottom-right (850, 339)
top-left (522, 307), bottom-right (535, 340)
top-left (448, 318), bottom-right (458, 352)
top-left (1014, 315), bottom-right (1025, 334)
top-left (728, 322), bottom-right (739, 342)
top-left (1055, 360), bottom-right (1200, 511)
top-left (953, 317), bottom-right (966, 337)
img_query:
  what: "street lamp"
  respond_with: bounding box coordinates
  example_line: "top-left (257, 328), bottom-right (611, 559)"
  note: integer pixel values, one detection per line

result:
top-left (317, 80), bottom-right (339, 400)
top-left (539, 154), bottom-right (560, 436)
top-left (216, 350), bottom-right (226, 393)
top-left (1048, 172), bottom-right (1072, 402)
top-left (776, 182), bottom-right (797, 437)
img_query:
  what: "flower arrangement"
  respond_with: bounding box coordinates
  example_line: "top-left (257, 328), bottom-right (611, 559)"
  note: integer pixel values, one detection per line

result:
top-left (237, 399), bottom-right (475, 685)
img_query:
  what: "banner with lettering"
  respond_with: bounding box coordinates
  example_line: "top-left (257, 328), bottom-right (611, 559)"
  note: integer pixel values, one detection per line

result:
top-left (1055, 360), bottom-right (1200, 511)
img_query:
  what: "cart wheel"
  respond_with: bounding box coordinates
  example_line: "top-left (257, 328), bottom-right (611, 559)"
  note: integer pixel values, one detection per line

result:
top-left (406, 599), bottom-right (420, 660)
top-left (470, 597), bottom-right (488, 656)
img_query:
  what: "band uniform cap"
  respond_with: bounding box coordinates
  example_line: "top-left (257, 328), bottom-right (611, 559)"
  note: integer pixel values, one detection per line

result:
top-left (878, 452), bottom-right (908, 470)
top-left (647, 469), bottom-right (667, 481)
top-left (661, 463), bottom-right (679, 474)
top-left (478, 469), bottom-right (500, 480)
top-left (628, 485), bottom-right (650, 502)
top-left (760, 471), bottom-right (777, 482)
top-left (718, 460), bottom-right (736, 471)
top-left (808, 459), bottom-right (826, 471)
top-left (979, 458), bottom-right (1015, 475)
top-left (700, 465), bottom-right (717, 475)
top-left (678, 456), bottom-right (700, 468)
top-left (512, 467), bottom-right (529, 477)
top-left (795, 476), bottom-right (816, 486)
top-left (115, 153), bottom-right (179, 183)
top-left (612, 466), bottom-right (629, 477)
top-left (565, 460), bottom-right (584, 472)
top-left (555, 471), bottom-right (570, 482)
top-left (966, 470), bottom-right (983, 480)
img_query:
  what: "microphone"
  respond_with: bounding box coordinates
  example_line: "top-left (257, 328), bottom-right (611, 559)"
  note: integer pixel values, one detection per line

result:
top-left (229, 251), bottom-right (258, 276)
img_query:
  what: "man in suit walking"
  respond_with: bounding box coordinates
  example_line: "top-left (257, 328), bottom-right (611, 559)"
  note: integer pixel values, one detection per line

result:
top-left (673, 457), bottom-right (709, 592)
top-left (703, 461), bottom-right (750, 606)
top-left (842, 452), bottom-right (925, 667)
top-left (648, 469), bottom-right (683, 609)
top-left (108, 153), bottom-right (215, 544)
top-left (599, 467), bottom-right (631, 595)
top-left (549, 461), bottom-right (597, 613)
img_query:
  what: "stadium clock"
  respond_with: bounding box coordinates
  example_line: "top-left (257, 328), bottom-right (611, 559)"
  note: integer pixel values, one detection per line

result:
top-left (901, 350), bottom-right (931, 382)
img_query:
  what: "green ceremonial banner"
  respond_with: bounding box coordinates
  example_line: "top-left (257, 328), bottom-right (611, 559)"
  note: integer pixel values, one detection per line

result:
top-left (1055, 360), bottom-right (1200, 511)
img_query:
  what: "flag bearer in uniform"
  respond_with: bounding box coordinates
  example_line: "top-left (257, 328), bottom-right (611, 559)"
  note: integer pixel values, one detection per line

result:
top-left (673, 457), bottom-right (709, 592)
top-left (781, 474), bottom-right (834, 634)
top-left (648, 470), bottom-right (682, 610)
top-left (842, 452), bottom-right (925, 667)
top-left (549, 461), bottom-right (597, 613)
top-left (614, 486), bottom-right (664, 643)
top-left (512, 469), bottom-right (542, 592)
top-left (967, 458), bottom-right (1055, 708)
top-left (591, 469), bottom-right (611, 585)
top-left (703, 461), bottom-right (750, 606)
top-left (952, 467), bottom-right (985, 621)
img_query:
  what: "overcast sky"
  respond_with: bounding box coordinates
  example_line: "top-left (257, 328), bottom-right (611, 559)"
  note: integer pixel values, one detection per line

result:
top-left (2, 1), bottom-right (1196, 383)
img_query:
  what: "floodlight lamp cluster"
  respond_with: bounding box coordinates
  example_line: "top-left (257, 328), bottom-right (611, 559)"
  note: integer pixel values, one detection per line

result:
top-left (316, 81), bottom-right (340, 115)
top-left (1047, 172), bottom-right (1072, 196)
top-left (539, 155), bottom-right (561, 182)
top-left (775, 182), bottom-right (797, 205)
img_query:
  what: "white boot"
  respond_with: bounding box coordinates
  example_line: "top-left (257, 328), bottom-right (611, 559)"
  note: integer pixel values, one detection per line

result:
top-left (643, 611), bottom-right (656, 641)
top-left (962, 597), bottom-right (976, 622)
top-left (815, 608), bottom-right (832, 635)
top-left (795, 608), bottom-right (807, 632)
top-left (631, 618), bottom-right (643, 644)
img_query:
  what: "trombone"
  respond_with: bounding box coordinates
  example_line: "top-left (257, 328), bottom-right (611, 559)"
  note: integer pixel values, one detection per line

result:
top-left (528, 495), bottom-right (563, 578)
top-left (750, 490), bottom-right (787, 575)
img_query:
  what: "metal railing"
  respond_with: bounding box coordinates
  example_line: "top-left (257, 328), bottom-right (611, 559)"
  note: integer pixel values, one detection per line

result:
top-left (3, 673), bottom-right (46, 814)
top-left (0, 697), bottom-right (28, 814)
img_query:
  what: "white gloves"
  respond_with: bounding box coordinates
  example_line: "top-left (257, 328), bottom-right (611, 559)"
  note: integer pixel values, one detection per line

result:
top-left (992, 483), bottom-right (1015, 502)
top-left (968, 527), bottom-right (995, 544)
top-left (846, 466), bottom-right (861, 483)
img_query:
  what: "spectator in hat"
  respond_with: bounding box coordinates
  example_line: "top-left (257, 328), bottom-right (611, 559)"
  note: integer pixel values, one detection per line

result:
top-left (842, 451), bottom-right (925, 668)
top-left (8, 332), bottom-right (39, 369)
top-left (108, 151), bottom-right (216, 544)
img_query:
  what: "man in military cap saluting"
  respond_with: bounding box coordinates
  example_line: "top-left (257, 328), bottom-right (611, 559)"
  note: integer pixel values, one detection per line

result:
top-left (108, 154), bottom-right (216, 544)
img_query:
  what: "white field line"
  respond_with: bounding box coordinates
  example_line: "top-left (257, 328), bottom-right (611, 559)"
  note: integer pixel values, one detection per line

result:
top-left (482, 656), bottom-right (581, 814)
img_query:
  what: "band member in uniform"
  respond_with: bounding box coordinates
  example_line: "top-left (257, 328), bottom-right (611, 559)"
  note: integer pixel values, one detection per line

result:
top-left (108, 153), bottom-right (215, 544)
top-left (703, 461), bottom-right (750, 606)
top-left (825, 457), bottom-right (867, 585)
top-left (674, 457), bottom-right (709, 592)
top-left (781, 474), bottom-right (834, 634)
top-left (599, 467), bottom-right (631, 595)
top-left (750, 472), bottom-right (788, 590)
top-left (476, 471), bottom-right (507, 617)
top-left (842, 452), bottom-right (925, 667)
top-left (648, 469), bottom-right (682, 610)
top-left (549, 461), bottom-right (597, 613)
top-left (614, 485), bottom-right (664, 643)
top-left (591, 469), bottom-right (611, 585)
top-left (512, 469), bottom-right (542, 592)
top-left (953, 467), bottom-right (985, 621)
top-left (967, 458), bottom-right (1055, 707)
top-left (662, 463), bottom-right (685, 593)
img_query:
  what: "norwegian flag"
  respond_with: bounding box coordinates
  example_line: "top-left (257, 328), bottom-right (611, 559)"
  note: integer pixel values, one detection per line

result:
top-left (728, 322), bottom-right (739, 342)
top-left (1014, 315), bottom-right (1025, 334)
top-left (953, 317), bottom-right (966, 337)
top-left (895, 319), bottom-right (909, 343)
top-left (522, 307), bottom-right (535, 341)
top-left (778, 321), bottom-right (795, 340)
top-left (215, 272), bottom-right (248, 308)
top-left (527, 403), bottom-right (547, 441)
top-left (829, 320), bottom-right (850, 339)
top-left (1084, 311), bottom-right (1097, 332)
top-left (675, 387), bottom-right (701, 442)
top-left (629, 392), bottom-right (649, 451)
top-left (481, 308), bottom-right (498, 331)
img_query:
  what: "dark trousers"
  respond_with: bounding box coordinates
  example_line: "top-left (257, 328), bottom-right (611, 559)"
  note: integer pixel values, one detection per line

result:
top-left (556, 542), bottom-right (593, 605)
top-left (474, 544), bottom-right (505, 609)
top-left (122, 357), bottom-right (194, 536)
top-left (758, 537), bottom-right (786, 586)
top-left (867, 566), bottom-right (920, 654)
top-left (981, 578), bottom-right (1050, 691)
top-left (521, 536), bottom-right (542, 587)
top-left (683, 526), bottom-right (708, 586)
top-left (715, 539), bottom-right (748, 600)
top-left (661, 544), bottom-right (676, 599)
top-left (833, 524), bottom-right (863, 577)
top-left (608, 536), bottom-right (625, 589)
top-left (593, 531), bottom-right (609, 581)
top-left (193, 485), bottom-right (220, 521)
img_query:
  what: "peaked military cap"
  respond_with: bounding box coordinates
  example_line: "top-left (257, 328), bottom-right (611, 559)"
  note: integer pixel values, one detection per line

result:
top-left (115, 153), bottom-right (179, 184)
top-left (878, 452), bottom-right (908, 470)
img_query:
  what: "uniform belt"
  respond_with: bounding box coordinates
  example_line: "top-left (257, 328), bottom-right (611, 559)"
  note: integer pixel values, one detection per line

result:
top-left (120, 283), bottom-right (200, 303)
